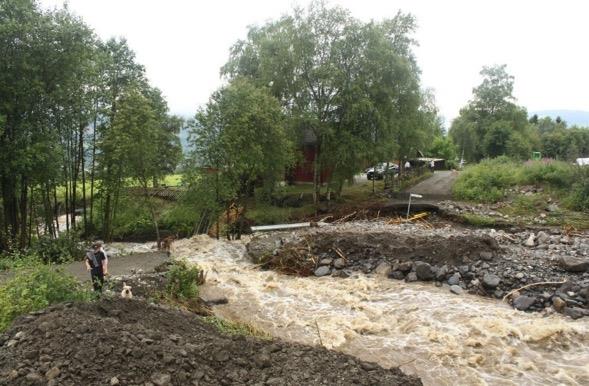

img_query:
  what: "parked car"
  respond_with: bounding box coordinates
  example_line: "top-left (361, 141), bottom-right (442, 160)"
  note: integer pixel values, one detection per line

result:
top-left (366, 162), bottom-right (398, 180)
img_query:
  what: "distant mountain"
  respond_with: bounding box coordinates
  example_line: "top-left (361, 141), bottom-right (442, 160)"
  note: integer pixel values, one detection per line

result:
top-left (531, 110), bottom-right (589, 127)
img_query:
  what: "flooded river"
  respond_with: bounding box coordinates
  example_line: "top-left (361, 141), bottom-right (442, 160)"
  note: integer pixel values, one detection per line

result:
top-left (173, 235), bottom-right (589, 386)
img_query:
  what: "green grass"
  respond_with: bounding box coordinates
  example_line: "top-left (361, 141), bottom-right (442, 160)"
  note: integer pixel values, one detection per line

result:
top-left (203, 315), bottom-right (270, 339)
top-left (461, 214), bottom-right (498, 227)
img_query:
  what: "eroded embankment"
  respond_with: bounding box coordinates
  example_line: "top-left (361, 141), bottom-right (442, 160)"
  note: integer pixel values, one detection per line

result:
top-left (173, 232), bottom-right (589, 386)
top-left (248, 221), bottom-right (589, 317)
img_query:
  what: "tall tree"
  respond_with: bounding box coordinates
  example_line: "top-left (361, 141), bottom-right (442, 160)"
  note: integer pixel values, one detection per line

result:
top-left (449, 65), bottom-right (528, 161)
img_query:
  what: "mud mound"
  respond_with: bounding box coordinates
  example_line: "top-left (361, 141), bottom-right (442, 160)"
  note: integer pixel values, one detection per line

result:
top-left (0, 299), bottom-right (421, 386)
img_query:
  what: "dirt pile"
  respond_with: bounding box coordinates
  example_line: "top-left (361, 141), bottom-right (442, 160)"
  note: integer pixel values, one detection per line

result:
top-left (0, 299), bottom-right (421, 386)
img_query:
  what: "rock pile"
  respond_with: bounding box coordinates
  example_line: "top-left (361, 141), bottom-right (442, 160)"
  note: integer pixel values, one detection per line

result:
top-left (0, 299), bottom-right (421, 386)
top-left (247, 221), bottom-right (589, 318)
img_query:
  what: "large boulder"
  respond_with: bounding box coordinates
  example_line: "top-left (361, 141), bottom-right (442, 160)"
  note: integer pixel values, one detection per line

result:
top-left (559, 257), bottom-right (589, 273)
top-left (374, 262), bottom-right (392, 277)
top-left (314, 266), bottom-right (331, 277)
top-left (482, 273), bottom-right (501, 289)
top-left (513, 295), bottom-right (536, 311)
top-left (415, 262), bottom-right (434, 281)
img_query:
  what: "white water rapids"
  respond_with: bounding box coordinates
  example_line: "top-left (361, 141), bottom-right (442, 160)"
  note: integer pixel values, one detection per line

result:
top-left (173, 234), bottom-right (589, 386)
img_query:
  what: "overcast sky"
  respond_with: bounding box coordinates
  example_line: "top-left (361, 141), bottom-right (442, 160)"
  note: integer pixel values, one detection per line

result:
top-left (40, 0), bottom-right (589, 125)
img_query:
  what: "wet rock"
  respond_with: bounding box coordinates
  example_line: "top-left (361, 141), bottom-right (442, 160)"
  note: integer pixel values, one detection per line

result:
top-left (333, 258), bottom-right (346, 269)
top-left (393, 261), bottom-right (412, 273)
top-left (513, 295), bottom-right (536, 311)
top-left (319, 258), bottom-right (333, 266)
top-left (314, 266), bottom-right (331, 277)
top-left (552, 297), bottom-right (566, 313)
top-left (374, 262), bottom-right (392, 277)
top-left (563, 307), bottom-right (589, 319)
top-left (450, 285), bottom-right (463, 295)
top-left (332, 270), bottom-right (350, 278)
top-left (559, 256), bottom-right (589, 272)
top-left (388, 271), bottom-right (405, 280)
top-left (482, 274), bottom-right (501, 289)
top-left (435, 265), bottom-right (448, 281)
top-left (447, 272), bottom-right (461, 286)
top-left (415, 262), bottom-right (434, 281)
top-left (493, 290), bottom-right (504, 299)
top-left (405, 272), bottom-right (418, 282)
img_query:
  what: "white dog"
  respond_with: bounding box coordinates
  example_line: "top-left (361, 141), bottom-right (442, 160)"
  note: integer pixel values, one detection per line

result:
top-left (120, 282), bottom-right (133, 299)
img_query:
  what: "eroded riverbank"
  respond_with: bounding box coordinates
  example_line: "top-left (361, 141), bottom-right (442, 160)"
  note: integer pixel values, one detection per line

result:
top-left (174, 231), bottom-right (589, 386)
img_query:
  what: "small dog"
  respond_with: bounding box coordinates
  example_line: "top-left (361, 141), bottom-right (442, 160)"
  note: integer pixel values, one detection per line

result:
top-left (120, 282), bottom-right (133, 299)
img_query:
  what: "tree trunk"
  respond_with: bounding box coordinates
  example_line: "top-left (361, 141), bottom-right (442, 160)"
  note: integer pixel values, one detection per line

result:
top-left (18, 176), bottom-right (28, 249)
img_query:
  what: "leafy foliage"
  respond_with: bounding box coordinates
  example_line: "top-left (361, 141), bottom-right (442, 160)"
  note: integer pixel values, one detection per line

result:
top-left (0, 263), bottom-right (92, 331)
top-left (166, 260), bottom-right (201, 300)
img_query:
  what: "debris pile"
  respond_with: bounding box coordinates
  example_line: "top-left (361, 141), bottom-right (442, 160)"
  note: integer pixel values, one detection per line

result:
top-left (247, 221), bottom-right (589, 318)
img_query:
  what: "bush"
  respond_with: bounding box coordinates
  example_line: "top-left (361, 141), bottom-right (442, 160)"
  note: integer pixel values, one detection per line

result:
top-left (31, 230), bottom-right (85, 264)
top-left (166, 260), bottom-right (201, 299)
top-left (0, 263), bottom-right (92, 331)
top-left (566, 167), bottom-right (589, 211)
top-left (453, 157), bottom-right (518, 202)
top-left (517, 160), bottom-right (575, 188)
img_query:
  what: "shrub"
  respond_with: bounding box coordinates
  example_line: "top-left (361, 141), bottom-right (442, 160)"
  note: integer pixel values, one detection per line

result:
top-left (31, 230), bottom-right (85, 264)
top-left (166, 260), bottom-right (202, 299)
top-left (453, 157), bottom-right (517, 202)
top-left (566, 167), bottom-right (589, 211)
top-left (517, 160), bottom-right (575, 188)
top-left (0, 263), bottom-right (92, 331)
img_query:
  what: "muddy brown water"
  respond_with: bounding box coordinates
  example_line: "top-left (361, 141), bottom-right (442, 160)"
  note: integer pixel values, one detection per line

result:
top-left (173, 235), bottom-right (589, 386)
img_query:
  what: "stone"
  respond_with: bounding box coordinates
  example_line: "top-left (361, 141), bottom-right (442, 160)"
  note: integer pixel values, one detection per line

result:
top-left (253, 353), bottom-right (271, 369)
top-left (405, 272), bottom-right (418, 282)
top-left (546, 204), bottom-right (559, 212)
top-left (314, 266), bottom-right (331, 277)
top-left (482, 273), bottom-right (501, 289)
top-left (513, 295), bottom-right (536, 311)
top-left (333, 258), bottom-right (346, 269)
top-left (524, 234), bottom-right (536, 247)
top-left (214, 350), bottom-right (230, 362)
top-left (479, 251), bottom-right (493, 261)
top-left (579, 287), bottom-right (589, 299)
top-left (151, 373), bottom-right (172, 386)
top-left (552, 297), bottom-right (566, 313)
top-left (14, 331), bottom-right (24, 340)
top-left (45, 367), bottom-right (60, 380)
top-left (450, 285), bottom-right (463, 295)
top-left (515, 272), bottom-right (525, 280)
top-left (470, 278), bottom-right (481, 288)
top-left (25, 372), bottom-right (44, 384)
top-left (393, 261), bottom-right (412, 273)
top-left (388, 271), bottom-right (405, 280)
top-left (331, 270), bottom-right (350, 278)
top-left (415, 262), bottom-right (434, 281)
top-left (563, 307), bottom-right (589, 320)
top-left (435, 265), bottom-right (448, 281)
top-left (319, 258), bottom-right (333, 266)
top-left (374, 262), bottom-right (392, 277)
top-left (536, 231), bottom-right (550, 245)
top-left (110, 377), bottom-right (120, 385)
top-left (447, 272), bottom-right (461, 286)
top-left (559, 256), bottom-right (589, 272)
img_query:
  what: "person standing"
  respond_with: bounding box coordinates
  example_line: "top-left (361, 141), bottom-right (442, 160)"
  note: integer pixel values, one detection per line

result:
top-left (85, 241), bottom-right (108, 293)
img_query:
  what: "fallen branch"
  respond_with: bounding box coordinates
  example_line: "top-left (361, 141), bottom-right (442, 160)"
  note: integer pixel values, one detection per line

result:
top-left (333, 247), bottom-right (348, 262)
top-left (335, 211), bottom-right (357, 223)
top-left (314, 319), bottom-right (324, 347)
top-left (318, 215), bottom-right (333, 223)
top-left (502, 280), bottom-right (567, 302)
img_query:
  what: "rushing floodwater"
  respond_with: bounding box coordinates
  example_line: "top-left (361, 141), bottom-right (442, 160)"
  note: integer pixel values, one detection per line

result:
top-left (173, 235), bottom-right (589, 386)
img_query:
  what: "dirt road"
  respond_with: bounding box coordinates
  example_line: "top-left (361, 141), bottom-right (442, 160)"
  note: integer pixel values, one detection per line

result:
top-left (403, 170), bottom-right (459, 199)
top-left (62, 252), bottom-right (168, 282)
